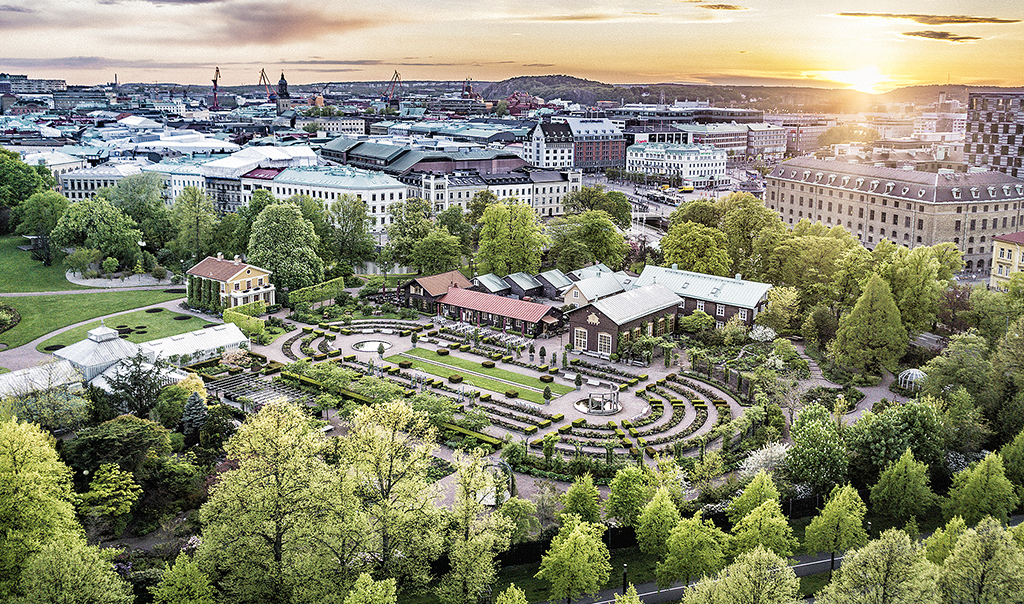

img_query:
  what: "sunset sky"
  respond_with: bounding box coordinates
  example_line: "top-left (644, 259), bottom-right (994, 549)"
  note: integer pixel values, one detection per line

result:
top-left (0, 0), bottom-right (1021, 92)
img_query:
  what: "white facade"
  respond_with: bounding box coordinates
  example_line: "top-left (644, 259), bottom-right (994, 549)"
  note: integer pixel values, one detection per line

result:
top-left (523, 122), bottom-right (574, 169)
top-left (59, 160), bottom-right (148, 201)
top-left (141, 161), bottom-right (207, 205)
top-left (22, 151), bottom-right (88, 180)
top-left (625, 143), bottom-right (727, 185)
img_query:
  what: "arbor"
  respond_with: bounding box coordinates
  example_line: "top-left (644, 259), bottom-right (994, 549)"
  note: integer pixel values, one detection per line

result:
top-left (328, 194), bottom-right (376, 269)
top-left (920, 331), bottom-right (992, 401)
top-left (105, 173), bottom-right (175, 249)
top-left (833, 274), bottom-right (908, 375)
top-left (436, 449), bottom-right (512, 604)
top-left (106, 350), bottom-right (166, 417)
top-left (0, 148), bottom-right (51, 216)
top-left (1001, 427), bottom-right (1024, 502)
top-left (548, 210), bottom-right (629, 271)
top-left (686, 546), bottom-right (800, 604)
top-left (845, 401), bottom-right (946, 489)
top-left (604, 465), bottom-right (653, 528)
top-left (937, 517), bottom-right (1024, 604)
top-left (657, 511), bottom-right (728, 588)
top-left (730, 499), bottom-right (798, 559)
top-left (409, 226), bottom-right (462, 274)
top-left (498, 497), bottom-right (541, 545)
top-left (63, 414), bottom-right (171, 476)
top-left (477, 201), bottom-right (547, 276)
top-left (51, 196), bottom-right (141, 264)
top-left (805, 484), bottom-right (868, 574)
top-left (943, 452), bottom-right (1018, 525)
top-left (248, 203), bottom-right (324, 293)
top-left (343, 400), bottom-right (443, 590)
top-left (756, 287), bottom-right (800, 334)
top-left (198, 400), bottom-right (368, 604)
top-left (535, 514), bottom-right (611, 603)
top-left (815, 529), bottom-right (938, 604)
top-left (560, 472), bottom-right (602, 523)
top-left (437, 206), bottom-right (473, 255)
top-left (716, 192), bottom-right (786, 276)
top-left (726, 470), bottom-right (780, 525)
top-left (13, 190), bottom-right (68, 265)
top-left (669, 198), bottom-right (722, 228)
top-left (150, 552), bottom-right (215, 604)
top-left (18, 537), bottom-right (133, 604)
top-left (659, 221), bottom-right (731, 276)
top-left (379, 197), bottom-right (433, 271)
top-left (636, 486), bottom-right (681, 559)
top-left (563, 185), bottom-right (631, 229)
top-left (0, 419), bottom-right (80, 599)
top-left (870, 448), bottom-right (938, 523)
top-left (172, 186), bottom-right (217, 260)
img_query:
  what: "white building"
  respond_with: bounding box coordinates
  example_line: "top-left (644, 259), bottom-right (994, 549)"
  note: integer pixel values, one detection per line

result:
top-left (625, 143), bottom-right (728, 187)
top-left (141, 323), bottom-right (249, 366)
top-left (141, 159), bottom-right (207, 204)
top-left (59, 160), bottom-right (149, 201)
top-left (21, 151), bottom-right (88, 180)
top-left (522, 122), bottom-right (574, 169)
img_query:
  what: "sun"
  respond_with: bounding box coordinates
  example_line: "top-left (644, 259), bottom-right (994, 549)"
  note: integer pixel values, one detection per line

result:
top-left (809, 66), bottom-right (895, 94)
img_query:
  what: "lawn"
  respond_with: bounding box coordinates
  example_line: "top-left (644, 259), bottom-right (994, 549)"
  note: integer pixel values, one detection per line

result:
top-left (403, 346), bottom-right (573, 395)
top-left (37, 308), bottom-right (214, 352)
top-left (0, 290), bottom-right (185, 350)
top-left (385, 353), bottom-right (551, 405)
top-left (0, 236), bottom-right (89, 293)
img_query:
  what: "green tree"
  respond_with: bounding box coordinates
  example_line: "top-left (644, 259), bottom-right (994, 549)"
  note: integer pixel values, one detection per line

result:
top-left (233, 189), bottom-right (277, 255)
top-left (18, 537), bottom-right (133, 604)
top-left (636, 486), bottom-right (681, 559)
top-left (105, 350), bottom-right (166, 417)
top-left (561, 472), bottom-right (602, 523)
top-left (657, 511), bottom-right (728, 587)
top-left (105, 172), bottom-right (175, 249)
top-left (988, 315), bottom-right (1024, 444)
top-left (924, 516), bottom-right (967, 565)
top-left (787, 404), bottom-right (848, 492)
top-left (198, 400), bottom-right (368, 604)
top-left (817, 125), bottom-right (880, 147)
top-left (717, 192), bottom-right (786, 277)
top-left (379, 197), bottom-right (432, 271)
top-left (943, 452), bottom-right (1018, 525)
top-left (437, 206), bottom-right (473, 255)
top-left (477, 201), bottom-right (547, 276)
top-left (937, 516), bottom-right (1024, 604)
top-left (563, 185), bottom-right (631, 229)
top-left (730, 499), bottom-right (798, 560)
top-left (13, 190), bottom-right (68, 265)
top-left (63, 414), bottom-right (171, 477)
top-left (548, 210), bottom-right (629, 271)
top-left (172, 186), bottom-right (216, 260)
top-left (0, 419), bottom-right (80, 599)
top-left (495, 584), bottom-right (528, 604)
top-left (1001, 427), bottom-right (1024, 502)
top-left (248, 203), bottom-right (324, 293)
top-left (208, 212), bottom-right (245, 260)
top-left (921, 332), bottom-right (992, 401)
top-left (805, 484), bottom-right (868, 575)
top-left (328, 194), bottom-right (376, 270)
top-left (846, 401), bottom-right (946, 488)
top-left (343, 399), bottom-right (443, 590)
top-left (882, 246), bottom-right (945, 336)
top-left (410, 226), bottom-right (462, 274)
top-left (834, 274), bottom-right (908, 375)
top-left (436, 449), bottom-right (512, 604)
top-left (616, 584), bottom-right (644, 604)
top-left (76, 462), bottom-right (142, 541)
top-left (686, 546), bottom-right (800, 604)
top-left (727, 470), bottom-right (780, 525)
top-left (0, 148), bottom-right (51, 215)
top-left (755, 287), bottom-right (800, 334)
top-left (604, 465), bottom-right (653, 528)
top-left (51, 197), bottom-right (141, 264)
top-left (181, 391), bottom-right (208, 436)
top-left (815, 529), bottom-right (938, 604)
top-left (151, 552), bottom-right (215, 604)
top-left (669, 198), bottom-right (722, 229)
top-left (535, 514), bottom-right (611, 603)
top-left (870, 448), bottom-right (938, 523)
top-left (498, 497), bottom-right (541, 545)
top-left (659, 221), bottom-right (731, 276)
top-left (343, 573), bottom-right (397, 604)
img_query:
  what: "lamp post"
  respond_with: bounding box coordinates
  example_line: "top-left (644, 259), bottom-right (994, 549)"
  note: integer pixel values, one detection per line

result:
top-left (622, 563), bottom-right (628, 594)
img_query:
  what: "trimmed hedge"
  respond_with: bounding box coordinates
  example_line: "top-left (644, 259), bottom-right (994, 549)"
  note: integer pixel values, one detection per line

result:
top-left (551, 413), bottom-right (565, 422)
top-left (538, 419), bottom-right (551, 428)
top-left (505, 390), bottom-right (519, 399)
top-left (481, 360), bottom-right (495, 369)
top-left (423, 323), bottom-right (434, 330)
top-left (224, 308), bottom-right (265, 336)
top-left (501, 355), bottom-right (513, 363)
top-left (437, 349), bottom-right (450, 356)
top-left (549, 367), bottom-right (559, 374)
top-left (572, 418), bottom-right (585, 427)
top-left (558, 424), bottom-right (572, 434)
top-left (524, 425), bottom-right (538, 435)
top-left (399, 360), bottom-right (413, 369)
top-left (449, 375), bottom-right (463, 383)
top-left (459, 344), bottom-right (471, 352)
top-left (343, 354), bottom-right (356, 362)
top-left (439, 422), bottom-right (503, 446)
top-left (540, 375), bottom-right (554, 383)
top-left (400, 330), bottom-right (410, 337)
top-left (328, 350), bottom-right (341, 357)
top-left (480, 393), bottom-right (492, 402)
top-left (538, 365), bottom-right (549, 372)
top-left (448, 342), bottom-right (460, 350)
top-left (427, 330), bottom-right (439, 336)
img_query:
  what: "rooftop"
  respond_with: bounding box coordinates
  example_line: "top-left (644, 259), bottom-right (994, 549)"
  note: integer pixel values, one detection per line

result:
top-left (437, 288), bottom-right (553, 323)
top-left (633, 265), bottom-right (772, 309)
top-left (406, 269), bottom-right (472, 298)
top-left (586, 284), bottom-right (682, 325)
top-left (186, 256), bottom-right (272, 282)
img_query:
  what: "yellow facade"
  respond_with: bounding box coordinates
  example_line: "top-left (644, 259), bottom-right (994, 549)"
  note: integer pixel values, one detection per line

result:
top-left (990, 236), bottom-right (1024, 290)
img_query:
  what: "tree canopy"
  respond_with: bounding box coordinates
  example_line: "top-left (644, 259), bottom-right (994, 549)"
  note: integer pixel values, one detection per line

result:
top-left (247, 203), bottom-right (324, 292)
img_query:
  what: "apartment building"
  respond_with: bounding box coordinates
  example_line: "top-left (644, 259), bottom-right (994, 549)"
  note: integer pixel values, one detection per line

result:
top-left (966, 91), bottom-right (1023, 178)
top-left (625, 143), bottom-right (727, 187)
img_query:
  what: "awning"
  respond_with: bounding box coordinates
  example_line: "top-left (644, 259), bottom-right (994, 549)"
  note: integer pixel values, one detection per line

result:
top-left (541, 315), bottom-right (557, 324)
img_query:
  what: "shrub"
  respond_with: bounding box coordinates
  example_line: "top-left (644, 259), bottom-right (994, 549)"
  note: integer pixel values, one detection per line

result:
top-left (481, 360), bottom-right (495, 369)
top-left (552, 413), bottom-right (565, 422)
top-left (399, 360), bottom-right (412, 369)
top-left (524, 425), bottom-right (538, 435)
top-left (151, 266), bottom-right (167, 280)
top-left (449, 375), bottom-right (463, 383)
top-left (505, 390), bottom-right (518, 398)
top-left (480, 393), bottom-right (492, 402)
top-left (540, 375), bottom-right (554, 383)
top-left (558, 424), bottom-right (572, 434)
top-left (538, 419), bottom-right (551, 428)
top-left (437, 349), bottom-right (450, 356)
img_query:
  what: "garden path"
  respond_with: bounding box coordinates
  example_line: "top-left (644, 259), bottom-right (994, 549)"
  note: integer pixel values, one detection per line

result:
top-left (792, 342), bottom-right (909, 423)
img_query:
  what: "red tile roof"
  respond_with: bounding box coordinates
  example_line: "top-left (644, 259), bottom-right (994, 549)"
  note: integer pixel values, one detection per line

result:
top-left (994, 232), bottom-right (1024, 246)
top-left (437, 288), bottom-right (553, 323)
top-left (186, 256), bottom-right (271, 282)
top-left (410, 270), bottom-right (472, 297)
top-left (242, 168), bottom-right (283, 180)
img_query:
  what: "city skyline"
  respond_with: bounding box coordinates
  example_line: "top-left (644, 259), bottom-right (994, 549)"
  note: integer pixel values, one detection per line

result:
top-left (0, 0), bottom-right (1022, 92)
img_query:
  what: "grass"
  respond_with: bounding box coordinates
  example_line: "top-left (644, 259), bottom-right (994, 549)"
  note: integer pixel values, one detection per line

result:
top-left (0, 367), bottom-right (9, 374)
top-left (0, 290), bottom-right (184, 350)
top-left (799, 571), bottom-right (832, 598)
top-left (403, 346), bottom-right (574, 395)
top-left (37, 308), bottom-right (214, 351)
top-left (385, 353), bottom-right (550, 405)
top-left (0, 237), bottom-right (90, 293)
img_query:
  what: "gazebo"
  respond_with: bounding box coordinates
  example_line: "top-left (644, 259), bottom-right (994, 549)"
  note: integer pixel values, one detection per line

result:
top-left (898, 368), bottom-right (926, 391)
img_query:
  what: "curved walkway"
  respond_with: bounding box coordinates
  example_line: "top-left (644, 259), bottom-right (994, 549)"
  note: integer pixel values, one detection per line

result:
top-left (793, 342), bottom-right (909, 423)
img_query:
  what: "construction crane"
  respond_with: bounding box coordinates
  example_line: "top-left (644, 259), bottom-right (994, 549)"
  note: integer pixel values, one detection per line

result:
top-left (211, 66), bottom-right (221, 110)
top-left (257, 69), bottom-right (276, 101)
top-left (381, 70), bottom-right (402, 103)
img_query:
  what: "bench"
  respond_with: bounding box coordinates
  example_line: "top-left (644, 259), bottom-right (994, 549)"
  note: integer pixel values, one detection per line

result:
top-left (587, 378), bottom-right (601, 387)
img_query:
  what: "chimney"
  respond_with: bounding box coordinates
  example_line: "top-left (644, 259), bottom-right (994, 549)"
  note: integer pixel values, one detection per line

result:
top-left (735, 273), bottom-right (742, 280)
top-left (233, 255), bottom-right (240, 265)
top-left (671, 263), bottom-right (678, 271)
top-left (217, 252), bottom-right (223, 260)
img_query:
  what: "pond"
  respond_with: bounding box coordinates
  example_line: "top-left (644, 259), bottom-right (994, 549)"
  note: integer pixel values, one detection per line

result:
top-left (352, 340), bottom-right (393, 352)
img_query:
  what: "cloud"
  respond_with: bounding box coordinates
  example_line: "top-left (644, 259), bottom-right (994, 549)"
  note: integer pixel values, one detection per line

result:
top-left (523, 63), bottom-right (556, 68)
top-left (519, 13), bottom-right (619, 22)
top-left (837, 12), bottom-right (1019, 25)
top-left (0, 56), bottom-right (209, 70)
top-left (698, 4), bottom-right (747, 10)
top-left (0, 4), bottom-right (33, 12)
top-left (212, 3), bottom-right (385, 44)
top-left (902, 30), bottom-right (981, 42)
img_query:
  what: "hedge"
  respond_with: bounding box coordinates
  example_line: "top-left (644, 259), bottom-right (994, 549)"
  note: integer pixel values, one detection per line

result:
top-left (423, 323), bottom-right (434, 330)
top-left (302, 326), bottom-right (313, 333)
top-left (540, 375), bottom-right (554, 383)
top-left (313, 353), bottom-right (327, 361)
top-left (538, 365), bottom-right (549, 372)
top-left (232, 299), bottom-right (267, 317)
top-left (505, 390), bottom-right (519, 399)
top-left (480, 393), bottom-right (492, 402)
top-left (439, 423), bottom-right (504, 447)
top-left (448, 342), bottom-right (460, 350)
top-left (224, 308), bottom-right (265, 336)
top-left (459, 345), bottom-right (471, 352)
top-left (481, 360), bottom-right (495, 369)
top-left (328, 350), bottom-right (341, 357)
top-left (572, 418), bottom-right (585, 427)
top-left (400, 330), bottom-right (410, 337)
top-left (289, 275), bottom-right (346, 306)
top-left (343, 354), bottom-right (356, 362)
top-left (558, 424), bottom-right (572, 434)
top-left (449, 375), bottom-right (463, 383)
top-left (524, 426), bottom-right (538, 435)
top-left (552, 413), bottom-right (565, 422)
top-left (399, 360), bottom-right (413, 369)
top-left (549, 367), bottom-right (559, 374)
top-left (437, 349), bottom-right (450, 356)
top-left (538, 419), bottom-right (551, 428)
top-left (501, 355), bottom-right (513, 363)
top-left (427, 330), bottom-right (439, 336)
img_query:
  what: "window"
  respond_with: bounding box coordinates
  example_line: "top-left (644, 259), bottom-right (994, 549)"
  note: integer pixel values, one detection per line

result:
top-left (739, 309), bottom-right (748, 321)
top-left (598, 333), bottom-right (612, 355)
top-left (696, 301), bottom-right (705, 312)
top-left (234, 282), bottom-right (239, 291)
top-left (574, 328), bottom-right (587, 350)
top-left (573, 290), bottom-right (579, 299)
top-left (716, 304), bottom-right (725, 317)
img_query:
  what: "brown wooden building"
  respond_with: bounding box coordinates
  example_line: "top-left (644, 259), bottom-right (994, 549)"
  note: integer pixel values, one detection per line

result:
top-left (398, 270), bottom-right (472, 313)
top-left (566, 284), bottom-right (681, 358)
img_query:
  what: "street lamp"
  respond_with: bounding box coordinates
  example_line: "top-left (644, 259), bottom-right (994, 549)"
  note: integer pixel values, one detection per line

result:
top-left (622, 563), bottom-right (628, 594)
